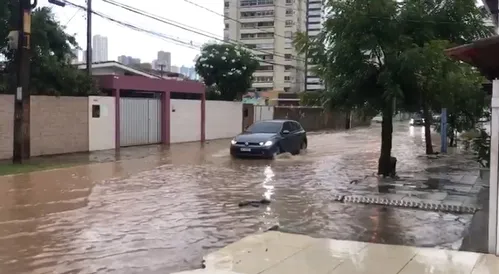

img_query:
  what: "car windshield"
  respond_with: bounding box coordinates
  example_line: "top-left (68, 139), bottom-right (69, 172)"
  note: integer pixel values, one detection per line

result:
top-left (246, 122), bottom-right (282, 133)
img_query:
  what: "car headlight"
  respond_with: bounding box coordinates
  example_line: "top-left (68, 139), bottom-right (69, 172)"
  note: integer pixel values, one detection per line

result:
top-left (231, 139), bottom-right (236, 145)
top-left (263, 140), bottom-right (273, 147)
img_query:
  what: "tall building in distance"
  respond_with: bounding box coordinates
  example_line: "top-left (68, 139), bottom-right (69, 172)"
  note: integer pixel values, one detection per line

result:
top-left (155, 51), bottom-right (172, 71)
top-left (118, 55), bottom-right (141, 66)
top-left (71, 48), bottom-right (79, 64)
top-left (224, 0), bottom-right (307, 93)
top-left (305, 0), bottom-right (324, 91)
top-left (92, 35), bottom-right (108, 62)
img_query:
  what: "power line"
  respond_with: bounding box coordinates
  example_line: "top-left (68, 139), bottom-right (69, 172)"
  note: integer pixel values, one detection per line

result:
top-left (62, 0), bottom-right (202, 50)
top-left (100, 0), bottom-right (306, 63)
top-left (64, 8), bottom-right (80, 26)
top-left (61, 0), bottom-right (306, 71)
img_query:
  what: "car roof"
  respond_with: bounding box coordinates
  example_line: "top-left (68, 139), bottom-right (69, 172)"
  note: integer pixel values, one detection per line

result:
top-left (255, 119), bottom-right (297, 124)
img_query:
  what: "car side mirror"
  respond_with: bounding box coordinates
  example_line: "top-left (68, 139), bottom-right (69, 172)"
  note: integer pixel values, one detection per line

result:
top-left (282, 130), bottom-right (290, 135)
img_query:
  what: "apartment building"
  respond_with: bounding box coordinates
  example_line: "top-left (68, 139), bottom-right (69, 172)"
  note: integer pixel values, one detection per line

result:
top-left (224, 0), bottom-right (307, 93)
top-left (306, 0), bottom-right (324, 91)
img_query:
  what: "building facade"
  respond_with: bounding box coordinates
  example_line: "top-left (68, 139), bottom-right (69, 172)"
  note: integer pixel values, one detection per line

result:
top-left (305, 0), bottom-right (324, 91)
top-left (92, 35), bottom-right (109, 62)
top-left (155, 51), bottom-right (172, 72)
top-left (224, 0), bottom-right (307, 93)
top-left (117, 55), bottom-right (141, 66)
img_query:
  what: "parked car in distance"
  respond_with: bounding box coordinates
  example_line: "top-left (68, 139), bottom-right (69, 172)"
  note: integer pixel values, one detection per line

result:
top-left (372, 115), bottom-right (383, 123)
top-left (230, 120), bottom-right (308, 159)
top-left (409, 117), bottom-right (425, 126)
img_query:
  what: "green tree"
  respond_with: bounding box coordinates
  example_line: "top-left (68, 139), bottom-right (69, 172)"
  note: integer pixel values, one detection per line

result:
top-left (195, 43), bottom-right (258, 101)
top-left (296, 0), bottom-right (405, 176)
top-left (397, 0), bottom-right (492, 154)
top-left (295, 0), bottom-right (492, 174)
top-left (0, 5), bottom-right (95, 95)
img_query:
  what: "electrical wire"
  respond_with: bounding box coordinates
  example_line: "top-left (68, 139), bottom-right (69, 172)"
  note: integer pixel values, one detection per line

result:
top-left (100, 0), bottom-right (307, 63)
top-left (60, 0), bottom-right (307, 71)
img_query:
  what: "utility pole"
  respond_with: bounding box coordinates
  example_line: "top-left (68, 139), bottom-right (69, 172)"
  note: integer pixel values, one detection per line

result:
top-left (86, 0), bottom-right (92, 75)
top-left (10, 0), bottom-right (36, 163)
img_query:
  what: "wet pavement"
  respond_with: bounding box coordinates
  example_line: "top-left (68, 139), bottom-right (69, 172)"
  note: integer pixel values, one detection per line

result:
top-left (0, 123), bottom-right (485, 274)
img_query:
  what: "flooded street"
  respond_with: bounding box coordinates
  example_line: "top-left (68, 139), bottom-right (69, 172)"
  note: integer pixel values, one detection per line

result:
top-left (0, 123), bottom-right (480, 274)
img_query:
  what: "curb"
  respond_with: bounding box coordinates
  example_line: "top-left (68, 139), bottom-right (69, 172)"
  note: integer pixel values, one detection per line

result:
top-left (332, 194), bottom-right (478, 214)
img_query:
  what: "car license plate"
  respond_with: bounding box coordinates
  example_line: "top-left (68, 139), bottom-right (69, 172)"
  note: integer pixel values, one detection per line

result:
top-left (240, 148), bottom-right (251, 152)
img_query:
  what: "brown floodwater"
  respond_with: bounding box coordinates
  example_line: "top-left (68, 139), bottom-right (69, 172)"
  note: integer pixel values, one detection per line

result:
top-left (0, 123), bottom-right (477, 273)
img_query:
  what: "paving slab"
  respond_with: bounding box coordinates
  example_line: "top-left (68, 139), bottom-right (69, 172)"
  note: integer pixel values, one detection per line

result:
top-left (172, 232), bottom-right (499, 274)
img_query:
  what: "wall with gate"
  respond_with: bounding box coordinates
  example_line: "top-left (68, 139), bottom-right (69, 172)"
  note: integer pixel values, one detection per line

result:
top-left (89, 96), bottom-right (115, 151)
top-left (0, 95), bottom-right (14, 159)
top-left (31, 96), bottom-right (89, 157)
top-left (254, 105), bottom-right (274, 122)
top-left (273, 106), bottom-right (346, 131)
top-left (205, 101), bottom-right (242, 140)
top-left (120, 97), bottom-right (162, 147)
top-left (170, 99), bottom-right (201, 143)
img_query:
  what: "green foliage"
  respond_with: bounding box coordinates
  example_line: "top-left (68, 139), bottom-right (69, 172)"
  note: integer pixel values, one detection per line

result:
top-left (0, 5), bottom-right (96, 96)
top-left (294, 0), bottom-right (492, 173)
top-left (299, 92), bottom-right (323, 106)
top-left (195, 43), bottom-right (258, 101)
top-left (472, 128), bottom-right (490, 168)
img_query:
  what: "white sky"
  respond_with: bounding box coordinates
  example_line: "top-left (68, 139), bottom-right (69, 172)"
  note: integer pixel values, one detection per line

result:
top-left (39, 0), bottom-right (224, 67)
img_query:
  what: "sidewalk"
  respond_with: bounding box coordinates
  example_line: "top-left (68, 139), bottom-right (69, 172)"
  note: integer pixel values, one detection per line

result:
top-left (173, 231), bottom-right (499, 274)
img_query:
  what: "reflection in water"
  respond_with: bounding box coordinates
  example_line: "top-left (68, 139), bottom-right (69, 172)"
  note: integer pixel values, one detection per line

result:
top-left (0, 123), bottom-right (474, 273)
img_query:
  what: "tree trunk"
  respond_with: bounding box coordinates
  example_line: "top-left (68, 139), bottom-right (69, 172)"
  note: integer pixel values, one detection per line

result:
top-left (345, 110), bottom-right (351, 129)
top-left (422, 103), bottom-right (433, 154)
top-left (378, 104), bottom-right (394, 177)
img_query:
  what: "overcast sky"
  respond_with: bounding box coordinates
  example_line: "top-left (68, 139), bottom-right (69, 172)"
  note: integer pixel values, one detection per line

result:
top-left (40, 0), bottom-right (224, 67)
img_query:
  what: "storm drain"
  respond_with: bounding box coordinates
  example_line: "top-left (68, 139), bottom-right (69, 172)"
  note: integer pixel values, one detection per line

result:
top-left (334, 195), bottom-right (478, 214)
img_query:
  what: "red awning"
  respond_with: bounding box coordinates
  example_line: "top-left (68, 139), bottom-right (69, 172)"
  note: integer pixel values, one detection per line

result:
top-left (445, 35), bottom-right (499, 79)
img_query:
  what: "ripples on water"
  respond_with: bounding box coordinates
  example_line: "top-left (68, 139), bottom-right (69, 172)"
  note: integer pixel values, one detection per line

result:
top-left (0, 123), bottom-right (474, 273)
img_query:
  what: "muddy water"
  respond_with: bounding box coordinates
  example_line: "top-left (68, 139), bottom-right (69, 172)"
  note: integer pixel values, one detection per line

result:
top-left (0, 123), bottom-right (475, 273)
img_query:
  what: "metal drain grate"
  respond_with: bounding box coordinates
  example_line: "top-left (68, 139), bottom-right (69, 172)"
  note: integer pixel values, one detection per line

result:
top-left (335, 195), bottom-right (478, 214)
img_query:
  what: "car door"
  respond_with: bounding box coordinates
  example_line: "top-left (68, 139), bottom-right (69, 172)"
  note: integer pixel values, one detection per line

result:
top-left (293, 121), bottom-right (305, 148)
top-left (280, 122), bottom-right (294, 152)
top-left (288, 121), bottom-right (301, 152)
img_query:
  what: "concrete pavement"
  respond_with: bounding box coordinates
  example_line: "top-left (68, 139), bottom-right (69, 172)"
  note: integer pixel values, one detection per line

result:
top-left (173, 231), bottom-right (499, 274)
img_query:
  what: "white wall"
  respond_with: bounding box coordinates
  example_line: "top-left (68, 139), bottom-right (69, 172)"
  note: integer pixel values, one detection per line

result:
top-left (88, 96), bottom-right (115, 151)
top-left (206, 101), bottom-right (242, 140)
top-left (170, 99), bottom-right (201, 143)
top-left (254, 105), bottom-right (274, 122)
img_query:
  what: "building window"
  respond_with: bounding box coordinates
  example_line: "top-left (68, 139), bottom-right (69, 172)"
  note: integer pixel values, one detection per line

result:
top-left (284, 76), bottom-right (293, 82)
top-left (92, 104), bottom-right (100, 118)
top-left (256, 43), bottom-right (273, 49)
top-left (286, 9), bottom-right (293, 16)
top-left (224, 23), bottom-right (229, 29)
top-left (255, 76), bottom-right (273, 82)
top-left (224, 1), bottom-right (229, 8)
top-left (286, 0), bottom-right (293, 4)
top-left (284, 87), bottom-right (291, 92)
top-left (284, 31), bottom-right (293, 38)
top-left (241, 33), bottom-right (256, 39)
top-left (284, 54), bottom-right (293, 61)
top-left (285, 20), bottom-right (294, 27)
top-left (284, 65), bottom-right (292, 71)
top-left (242, 22), bottom-right (274, 29)
top-left (257, 32), bottom-right (274, 38)
top-left (258, 54), bottom-right (274, 60)
top-left (240, 0), bottom-right (274, 7)
top-left (241, 10), bottom-right (274, 18)
top-left (257, 65), bottom-right (273, 71)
